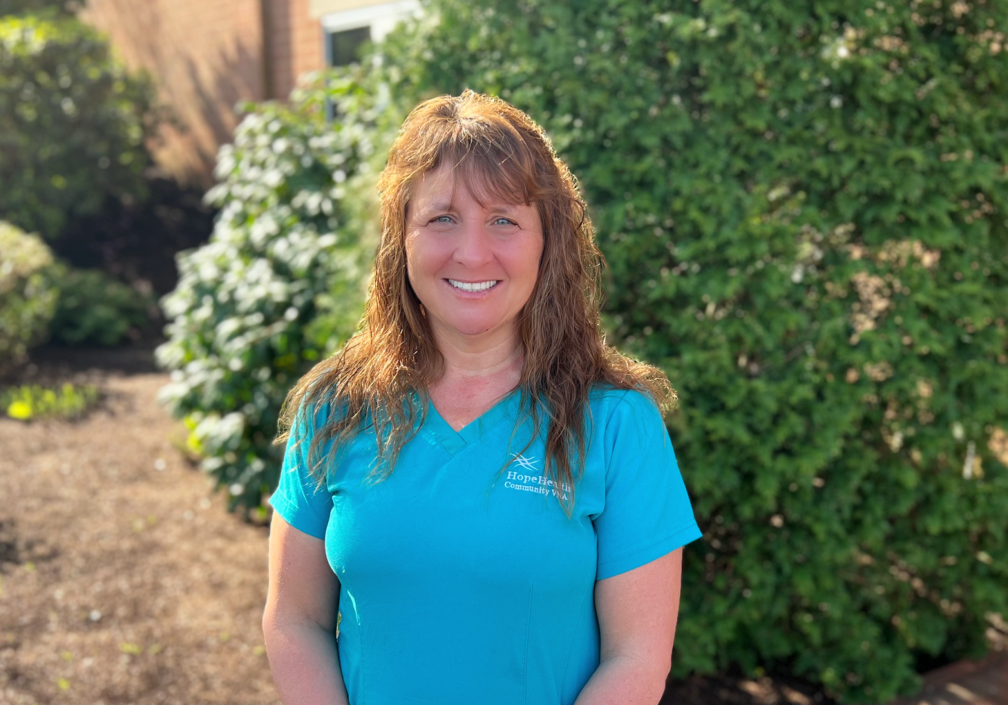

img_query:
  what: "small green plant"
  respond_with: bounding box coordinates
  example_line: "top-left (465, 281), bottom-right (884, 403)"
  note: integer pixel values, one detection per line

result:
top-left (1, 382), bottom-right (98, 421)
top-left (48, 266), bottom-right (154, 346)
top-left (0, 220), bottom-right (58, 372)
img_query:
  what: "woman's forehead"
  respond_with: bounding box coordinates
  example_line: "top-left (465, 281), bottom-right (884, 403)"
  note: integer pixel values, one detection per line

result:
top-left (411, 162), bottom-right (532, 211)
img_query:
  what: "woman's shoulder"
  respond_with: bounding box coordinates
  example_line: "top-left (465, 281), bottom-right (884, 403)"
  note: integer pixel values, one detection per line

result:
top-left (587, 384), bottom-right (665, 433)
top-left (289, 391), bottom-right (344, 442)
top-left (588, 383), bottom-right (661, 413)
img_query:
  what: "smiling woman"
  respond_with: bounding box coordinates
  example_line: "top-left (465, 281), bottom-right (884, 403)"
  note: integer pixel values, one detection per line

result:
top-left (404, 165), bottom-right (544, 346)
top-left (261, 91), bottom-right (702, 705)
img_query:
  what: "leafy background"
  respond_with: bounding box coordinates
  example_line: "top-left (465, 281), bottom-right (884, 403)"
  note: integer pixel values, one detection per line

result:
top-left (2, 0), bottom-right (1005, 701)
top-left (364, 3), bottom-right (1008, 700)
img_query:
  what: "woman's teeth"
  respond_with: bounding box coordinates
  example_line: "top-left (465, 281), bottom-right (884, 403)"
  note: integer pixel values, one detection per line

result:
top-left (447, 279), bottom-right (498, 292)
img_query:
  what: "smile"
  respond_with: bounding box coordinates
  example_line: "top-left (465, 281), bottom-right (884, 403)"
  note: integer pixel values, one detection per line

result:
top-left (447, 279), bottom-right (499, 292)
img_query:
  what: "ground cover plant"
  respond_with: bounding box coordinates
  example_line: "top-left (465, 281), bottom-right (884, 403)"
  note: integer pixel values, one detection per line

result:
top-left (1, 381), bottom-right (98, 420)
top-left (370, 0), bottom-right (1008, 701)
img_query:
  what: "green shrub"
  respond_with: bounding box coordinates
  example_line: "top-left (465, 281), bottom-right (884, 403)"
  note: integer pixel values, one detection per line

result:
top-left (2, 381), bottom-right (98, 420)
top-left (155, 72), bottom-right (383, 513)
top-left (0, 0), bottom-right (76, 16)
top-left (0, 220), bottom-right (58, 371)
top-left (374, 0), bottom-right (1008, 701)
top-left (0, 12), bottom-right (158, 240)
top-left (48, 266), bottom-right (155, 346)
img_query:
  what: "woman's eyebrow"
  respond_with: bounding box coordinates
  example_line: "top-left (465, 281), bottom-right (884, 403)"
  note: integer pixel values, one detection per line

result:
top-left (422, 200), bottom-right (454, 213)
top-left (409, 200), bottom-right (452, 219)
top-left (486, 203), bottom-right (526, 214)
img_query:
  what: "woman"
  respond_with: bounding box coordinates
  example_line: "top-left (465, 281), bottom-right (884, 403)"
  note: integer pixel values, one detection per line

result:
top-left (262, 90), bottom-right (701, 705)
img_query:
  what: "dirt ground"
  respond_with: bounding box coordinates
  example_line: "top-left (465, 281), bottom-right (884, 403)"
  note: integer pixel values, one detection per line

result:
top-left (0, 355), bottom-right (279, 705)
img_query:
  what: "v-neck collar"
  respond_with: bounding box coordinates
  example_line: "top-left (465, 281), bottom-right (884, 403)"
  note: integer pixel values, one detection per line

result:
top-left (423, 389), bottom-right (521, 457)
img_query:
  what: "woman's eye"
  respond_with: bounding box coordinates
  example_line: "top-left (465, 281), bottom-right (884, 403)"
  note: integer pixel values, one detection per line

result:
top-left (431, 215), bottom-right (453, 224)
top-left (494, 217), bottom-right (516, 226)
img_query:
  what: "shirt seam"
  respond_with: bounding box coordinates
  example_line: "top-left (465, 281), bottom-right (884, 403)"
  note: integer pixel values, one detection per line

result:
top-left (559, 582), bottom-right (595, 700)
top-left (523, 582), bottom-right (534, 705)
top-left (422, 426), bottom-right (461, 457)
top-left (341, 572), bottom-right (365, 705)
top-left (602, 390), bottom-right (635, 478)
top-left (268, 493), bottom-right (327, 540)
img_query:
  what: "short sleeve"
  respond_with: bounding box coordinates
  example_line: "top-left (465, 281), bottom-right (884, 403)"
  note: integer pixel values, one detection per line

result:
top-left (268, 404), bottom-right (333, 540)
top-left (593, 391), bottom-right (702, 580)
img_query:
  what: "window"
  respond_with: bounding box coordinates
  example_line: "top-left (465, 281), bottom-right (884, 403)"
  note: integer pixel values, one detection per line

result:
top-left (327, 25), bottom-right (371, 68)
top-left (320, 1), bottom-right (420, 121)
top-left (321, 0), bottom-right (421, 68)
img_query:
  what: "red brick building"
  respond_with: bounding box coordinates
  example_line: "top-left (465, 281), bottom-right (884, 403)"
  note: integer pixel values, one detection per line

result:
top-left (81, 0), bottom-right (417, 188)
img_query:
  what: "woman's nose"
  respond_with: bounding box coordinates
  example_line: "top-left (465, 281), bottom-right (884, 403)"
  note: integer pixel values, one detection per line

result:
top-left (452, 223), bottom-right (494, 267)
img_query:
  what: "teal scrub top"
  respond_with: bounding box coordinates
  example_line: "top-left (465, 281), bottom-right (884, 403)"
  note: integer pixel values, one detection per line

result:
top-left (269, 386), bottom-right (702, 705)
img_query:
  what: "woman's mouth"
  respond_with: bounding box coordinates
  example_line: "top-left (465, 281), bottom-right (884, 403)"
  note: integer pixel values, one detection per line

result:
top-left (446, 279), bottom-right (499, 292)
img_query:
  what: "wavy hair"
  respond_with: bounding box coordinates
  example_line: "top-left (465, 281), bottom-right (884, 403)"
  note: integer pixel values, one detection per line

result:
top-left (277, 90), bottom-right (674, 513)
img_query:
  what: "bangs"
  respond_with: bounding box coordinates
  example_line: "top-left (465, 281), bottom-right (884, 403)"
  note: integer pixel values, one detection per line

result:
top-left (435, 138), bottom-right (541, 208)
top-left (401, 112), bottom-right (552, 213)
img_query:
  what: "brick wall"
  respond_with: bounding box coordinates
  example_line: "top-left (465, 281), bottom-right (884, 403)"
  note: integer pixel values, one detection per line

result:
top-left (81, 0), bottom-right (324, 188)
top-left (289, 0), bottom-right (325, 96)
top-left (268, 0), bottom-right (324, 101)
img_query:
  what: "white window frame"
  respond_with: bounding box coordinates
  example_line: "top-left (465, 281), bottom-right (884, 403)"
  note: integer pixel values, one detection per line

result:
top-left (321, 0), bottom-right (421, 46)
top-left (320, 0), bottom-right (420, 122)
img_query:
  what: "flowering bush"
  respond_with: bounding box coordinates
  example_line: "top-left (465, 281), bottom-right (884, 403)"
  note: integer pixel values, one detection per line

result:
top-left (156, 73), bottom-right (386, 512)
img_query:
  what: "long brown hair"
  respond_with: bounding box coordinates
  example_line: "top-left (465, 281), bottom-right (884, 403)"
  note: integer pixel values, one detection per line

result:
top-left (277, 90), bottom-right (674, 513)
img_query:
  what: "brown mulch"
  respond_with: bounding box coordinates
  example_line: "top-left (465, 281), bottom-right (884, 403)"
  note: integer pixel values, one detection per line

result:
top-left (0, 347), bottom-right (1001, 705)
top-left (888, 651), bottom-right (1008, 705)
top-left (0, 354), bottom-right (279, 705)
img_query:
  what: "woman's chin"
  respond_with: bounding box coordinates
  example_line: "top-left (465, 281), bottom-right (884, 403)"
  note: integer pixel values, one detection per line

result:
top-left (436, 318), bottom-right (516, 341)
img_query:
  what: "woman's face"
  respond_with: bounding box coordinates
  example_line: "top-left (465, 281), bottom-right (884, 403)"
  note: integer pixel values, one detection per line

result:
top-left (404, 166), bottom-right (544, 346)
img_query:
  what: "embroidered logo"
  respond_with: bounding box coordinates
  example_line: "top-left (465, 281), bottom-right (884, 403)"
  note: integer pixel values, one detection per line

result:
top-left (511, 453), bottom-right (538, 472)
top-left (504, 454), bottom-right (570, 501)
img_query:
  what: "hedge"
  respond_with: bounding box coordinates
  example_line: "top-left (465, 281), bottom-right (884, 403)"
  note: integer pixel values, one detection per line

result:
top-left (372, 0), bottom-right (1008, 701)
top-left (47, 265), bottom-right (155, 346)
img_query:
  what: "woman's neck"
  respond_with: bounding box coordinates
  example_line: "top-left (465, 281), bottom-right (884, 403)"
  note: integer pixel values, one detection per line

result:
top-left (427, 328), bottom-right (523, 430)
top-left (430, 323), bottom-right (523, 385)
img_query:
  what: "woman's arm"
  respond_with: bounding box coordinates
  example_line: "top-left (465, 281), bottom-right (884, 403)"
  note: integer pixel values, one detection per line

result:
top-left (574, 548), bottom-right (683, 705)
top-left (263, 513), bottom-right (349, 705)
